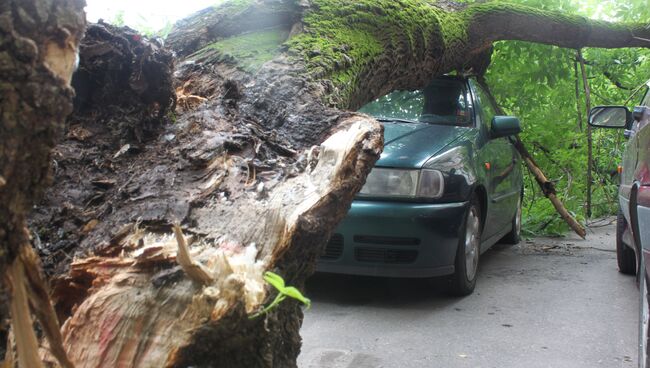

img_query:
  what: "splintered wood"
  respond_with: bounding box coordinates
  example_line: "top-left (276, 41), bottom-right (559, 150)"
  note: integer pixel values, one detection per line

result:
top-left (40, 118), bottom-right (382, 367)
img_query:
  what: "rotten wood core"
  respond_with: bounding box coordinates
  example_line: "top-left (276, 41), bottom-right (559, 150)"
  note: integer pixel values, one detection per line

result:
top-left (42, 117), bottom-right (381, 367)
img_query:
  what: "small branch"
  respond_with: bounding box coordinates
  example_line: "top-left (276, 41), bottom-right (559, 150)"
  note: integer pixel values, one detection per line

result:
top-left (602, 71), bottom-right (632, 90)
top-left (633, 36), bottom-right (650, 44)
top-left (476, 76), bottom-right (586, 238)
top-left (624, 78), bottom-right (650, 105)
top-left (516, 138), bottom-right (587, 239)
top-left (20, 245), bottom-right (74, 368)
top-left (591, 90), bottom-right (615, 105)
top-left (572, 55), bottom-right (633, 91)
top-left (172, 224), bottom-right (214, 285)
top-left (6, 236), bottom-right (74, 368)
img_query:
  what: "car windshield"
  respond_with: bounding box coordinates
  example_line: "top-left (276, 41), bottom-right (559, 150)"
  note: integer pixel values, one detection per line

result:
top-left (358, 78), bottom-right (471, 126)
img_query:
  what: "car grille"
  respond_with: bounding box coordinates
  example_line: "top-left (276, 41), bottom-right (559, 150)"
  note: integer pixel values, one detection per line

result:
top-left (354, 247), bottom-right (418, 264)
top-left (321, 233), bottom-right (344, 260)
top-left (353, 235), bottom-right (420, 246)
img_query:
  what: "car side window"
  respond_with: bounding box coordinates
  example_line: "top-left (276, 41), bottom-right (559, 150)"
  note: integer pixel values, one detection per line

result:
top-left (473, 83), bottom-right (498, 129)
top-left (642, 87), bottom-right (650, 107)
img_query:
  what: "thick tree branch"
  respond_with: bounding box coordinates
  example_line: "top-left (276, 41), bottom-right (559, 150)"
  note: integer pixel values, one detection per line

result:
top-left (467, 3), bottom-right (650, 50)
top-left (167, 1), bottom-right (650, 111)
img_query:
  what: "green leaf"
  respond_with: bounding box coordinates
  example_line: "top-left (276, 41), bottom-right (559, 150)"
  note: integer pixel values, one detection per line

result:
top-left (283, 286), bottom-right (312, 310)
top-left (249, 272), bottom-right (311, 319)
top-left (263, 271), bottom-right (286, 290)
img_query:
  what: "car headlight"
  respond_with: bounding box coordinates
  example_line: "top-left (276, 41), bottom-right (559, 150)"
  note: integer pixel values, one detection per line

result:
top-left (358, 168), bottom-right (444, 199)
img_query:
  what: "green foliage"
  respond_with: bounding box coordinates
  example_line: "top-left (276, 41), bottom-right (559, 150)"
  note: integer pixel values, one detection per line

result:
top-left (485, 0), bottom-right (650, 235)
top-left (111, 10), bottom-right (126, 27)
top-left (250, 272), bottom-right (311, 319)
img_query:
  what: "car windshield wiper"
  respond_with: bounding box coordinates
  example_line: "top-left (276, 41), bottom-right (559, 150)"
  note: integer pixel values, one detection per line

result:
top-left (376, 118), bottom-right (418, 124)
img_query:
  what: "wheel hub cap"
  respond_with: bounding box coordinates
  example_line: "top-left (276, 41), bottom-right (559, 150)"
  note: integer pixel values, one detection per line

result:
top-left (465, 207), bottom-right (480, 280)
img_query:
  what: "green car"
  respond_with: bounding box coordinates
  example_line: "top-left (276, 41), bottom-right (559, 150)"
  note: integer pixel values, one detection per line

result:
top-left (318, 76), bottom-right (524, 295)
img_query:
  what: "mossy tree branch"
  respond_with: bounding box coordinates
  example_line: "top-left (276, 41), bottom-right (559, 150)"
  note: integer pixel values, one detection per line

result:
top-left (466, 3), bottom-right (650, 51)
top-left (168, 1), bottom-right (649, 111)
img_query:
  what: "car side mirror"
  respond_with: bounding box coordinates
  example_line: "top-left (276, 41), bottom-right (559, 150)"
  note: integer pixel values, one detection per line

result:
top-left (491, 116), bottom-right (521, 139)
top-left (588, 106), bottom-right (631, 129)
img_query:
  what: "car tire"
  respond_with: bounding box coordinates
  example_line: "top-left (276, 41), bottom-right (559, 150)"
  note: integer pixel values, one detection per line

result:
top-left (501, 194), bottom-right (522, 245)
top-left (448, 195), bottom-right (482, 296)
top-left (617, 208), bottom-right (637, 275)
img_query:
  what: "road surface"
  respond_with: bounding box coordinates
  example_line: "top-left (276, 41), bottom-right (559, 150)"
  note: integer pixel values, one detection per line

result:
top-left (299, 219), bottom-right (638, 368)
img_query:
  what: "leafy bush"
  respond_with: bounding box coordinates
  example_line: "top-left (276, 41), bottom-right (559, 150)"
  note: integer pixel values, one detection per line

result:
top-left (485, 0), bottom-right (650, 235)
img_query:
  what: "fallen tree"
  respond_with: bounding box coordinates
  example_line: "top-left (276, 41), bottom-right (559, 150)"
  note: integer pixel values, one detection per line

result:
top-left (2, 0), bottom-right (649, 367)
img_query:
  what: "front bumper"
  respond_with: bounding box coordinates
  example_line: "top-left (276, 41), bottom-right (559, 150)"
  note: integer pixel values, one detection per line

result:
top-left (317, 200), bottom-right (468, 278)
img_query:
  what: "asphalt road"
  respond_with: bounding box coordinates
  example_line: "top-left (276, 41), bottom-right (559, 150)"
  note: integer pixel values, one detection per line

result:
top-left (298, 219), bottom-right (639, 368)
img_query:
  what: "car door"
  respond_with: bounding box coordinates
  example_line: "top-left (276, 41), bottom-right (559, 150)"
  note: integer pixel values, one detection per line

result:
top-left (470, 81), bottom-right (519, 241)
top-left (619, 88), bottom-right (650, 222)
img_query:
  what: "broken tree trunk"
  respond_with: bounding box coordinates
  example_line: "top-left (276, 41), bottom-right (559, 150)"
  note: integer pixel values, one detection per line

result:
top-left (5, 0), bottom-right (649, 366)
top-left (476, 77), bottom-right (587, 238)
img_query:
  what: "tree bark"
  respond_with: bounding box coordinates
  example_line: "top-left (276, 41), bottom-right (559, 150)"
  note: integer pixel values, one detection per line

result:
top-left (0, 0), bottom-right (85, 366)
top-left (574, 60), bottom-right (584, 132)
top-left (5, 0), bottom-right (649, 367)
top-left (577, 50), bottom-right (594, 218)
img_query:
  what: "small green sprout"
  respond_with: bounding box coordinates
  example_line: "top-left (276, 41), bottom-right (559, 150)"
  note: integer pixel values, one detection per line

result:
top-left (249, 271), bottom-right (311, 319)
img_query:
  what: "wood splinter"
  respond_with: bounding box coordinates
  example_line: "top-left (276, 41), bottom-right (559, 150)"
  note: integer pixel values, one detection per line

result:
top-left (7, 244), bottom-right (74, 368)
top-left (172, 224), bottom-right (214, 285)
top-left (8, 255), bottom-right (44, 368)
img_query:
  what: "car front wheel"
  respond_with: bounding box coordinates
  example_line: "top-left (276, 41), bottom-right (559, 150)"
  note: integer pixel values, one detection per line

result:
top-left (448, 195), bottom-right (482, 296)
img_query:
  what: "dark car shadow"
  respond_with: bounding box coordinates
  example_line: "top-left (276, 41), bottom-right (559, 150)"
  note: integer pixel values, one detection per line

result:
top-left (305, 273), bottom-right (455, 310)
top-left (306, 243), bottom-right (510, 310)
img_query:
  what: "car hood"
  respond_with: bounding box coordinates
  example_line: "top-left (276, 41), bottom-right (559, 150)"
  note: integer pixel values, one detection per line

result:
top-left (377, 122), bottom-right (471, 168)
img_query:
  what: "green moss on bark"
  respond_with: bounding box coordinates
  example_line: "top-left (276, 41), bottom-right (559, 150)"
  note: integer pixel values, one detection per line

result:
top-left (170, 0), bottom-right (650, 108)
top-left (215, 0), bottom-right (255, 13)
top-left (285, 0), bottom-right (472, 105)
top-left (192, 28), bottom-right (289, 72)
top-left (280, 0), bottom-right (648, 107)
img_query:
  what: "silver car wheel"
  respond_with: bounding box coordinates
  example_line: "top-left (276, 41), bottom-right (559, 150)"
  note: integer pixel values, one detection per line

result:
top-left (465, 206), bottom-right (481, 281)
